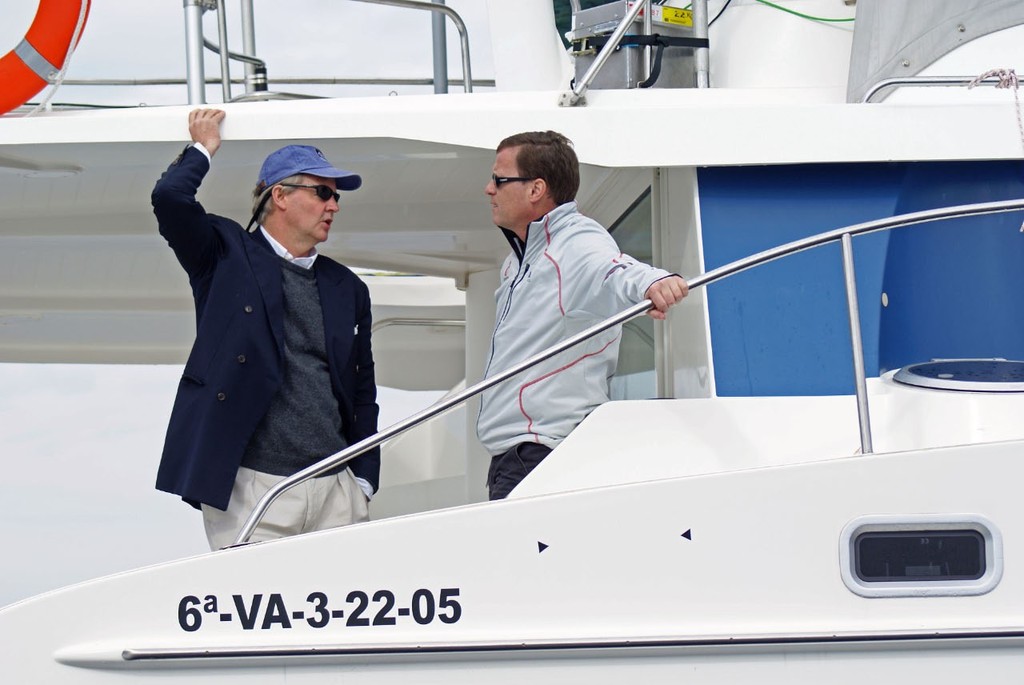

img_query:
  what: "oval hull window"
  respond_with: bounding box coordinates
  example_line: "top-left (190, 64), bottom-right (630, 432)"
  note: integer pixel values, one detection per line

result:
top-left (840, 515), bottom-right (1002, 598)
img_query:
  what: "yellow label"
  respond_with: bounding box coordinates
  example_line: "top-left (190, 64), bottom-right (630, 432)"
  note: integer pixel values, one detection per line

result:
top-left (658, 7), bottom-right (694, 28)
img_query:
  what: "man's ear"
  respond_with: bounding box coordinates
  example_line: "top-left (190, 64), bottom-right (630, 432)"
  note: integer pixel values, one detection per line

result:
top-left (528, 177), bottom-right (549, 203)
top-left (270, 184), bottom-right (289, 211)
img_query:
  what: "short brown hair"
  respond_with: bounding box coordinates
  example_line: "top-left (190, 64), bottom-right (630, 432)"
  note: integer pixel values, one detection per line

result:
top-left (497, 131), bottom-right (579, 205)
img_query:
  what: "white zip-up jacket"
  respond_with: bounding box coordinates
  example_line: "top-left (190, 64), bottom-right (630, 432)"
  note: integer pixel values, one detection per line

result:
top-left (476, 201), bottom-right (672, 455)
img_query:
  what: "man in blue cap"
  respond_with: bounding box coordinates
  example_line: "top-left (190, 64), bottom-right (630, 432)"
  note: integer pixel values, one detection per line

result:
top-left (152, 108), bottom-right (379, 550)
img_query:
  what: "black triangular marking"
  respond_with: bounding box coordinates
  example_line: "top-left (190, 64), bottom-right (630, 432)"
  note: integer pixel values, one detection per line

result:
top-left (681, 529), bottom-right (692, 540)
top-left (538, 542), bottom-right (549, 553)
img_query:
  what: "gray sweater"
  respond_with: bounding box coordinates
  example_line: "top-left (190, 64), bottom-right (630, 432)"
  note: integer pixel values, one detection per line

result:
top-left (241, 258), bottom-right (348, 476)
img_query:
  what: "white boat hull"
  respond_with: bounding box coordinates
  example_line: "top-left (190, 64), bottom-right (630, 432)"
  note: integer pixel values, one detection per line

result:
top-left (5, 432), bottom-right (1023, 681)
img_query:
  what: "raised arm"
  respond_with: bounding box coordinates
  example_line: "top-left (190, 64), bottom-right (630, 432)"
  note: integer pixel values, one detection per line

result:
top-left (152, 109), bottom-right (228, 281)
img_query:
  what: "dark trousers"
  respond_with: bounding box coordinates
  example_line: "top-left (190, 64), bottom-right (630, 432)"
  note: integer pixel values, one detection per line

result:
top-left (487, 442), bottom-right (552, 500)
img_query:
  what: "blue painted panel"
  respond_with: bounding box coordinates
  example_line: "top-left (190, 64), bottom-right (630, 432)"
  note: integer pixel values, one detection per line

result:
top-left (698, 164), bottom-right (900, 396)
top-left (698, 162), bottom-right (1024, 396)
top-left (879, 161), bottom-right (1024, 371)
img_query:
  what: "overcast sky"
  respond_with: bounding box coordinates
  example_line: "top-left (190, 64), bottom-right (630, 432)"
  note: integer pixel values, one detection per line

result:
top-left (0, 0), bottom-right (486, 608)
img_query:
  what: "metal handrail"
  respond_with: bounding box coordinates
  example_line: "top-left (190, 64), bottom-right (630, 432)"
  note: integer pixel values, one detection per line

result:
top-left (185, 0), bottom-right (474, 105)
top-left (862, 76), bottom-right (1009, 103)
top-left (232, 197), bottom-right (1024, 545)
top-left (684, 199), bottom-right (1024, 289)
top-left (55, 77), bottom-right (496, 89)
top-left (232, 298), bottom-right (652, 545)
top-left (687, 198), bottom-right (1024, 455)
top-left (349, 0), bottom-right (474, 93)
top-left (371, 317), bottom-right (464, 333)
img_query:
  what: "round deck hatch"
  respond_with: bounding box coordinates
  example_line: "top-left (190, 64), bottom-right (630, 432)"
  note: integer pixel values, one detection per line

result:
top-left (892, 359), bottom-right (1024, 392)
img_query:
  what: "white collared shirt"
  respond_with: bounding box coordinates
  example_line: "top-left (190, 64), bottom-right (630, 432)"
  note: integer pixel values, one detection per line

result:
top-left (259, 226), bottom-right (318, 269)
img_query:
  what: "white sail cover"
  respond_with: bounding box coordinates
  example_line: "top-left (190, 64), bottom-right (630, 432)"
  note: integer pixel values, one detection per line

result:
top-left (847, 0), bottom-right (1024, 102)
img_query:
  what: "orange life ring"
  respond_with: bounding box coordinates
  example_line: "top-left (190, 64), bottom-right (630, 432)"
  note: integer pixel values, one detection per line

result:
top-left (0, 0), bottom-right (91, 115)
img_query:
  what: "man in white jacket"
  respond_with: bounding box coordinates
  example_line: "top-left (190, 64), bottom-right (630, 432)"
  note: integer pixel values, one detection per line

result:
top-left (476, 131), bottom-right (689, 500)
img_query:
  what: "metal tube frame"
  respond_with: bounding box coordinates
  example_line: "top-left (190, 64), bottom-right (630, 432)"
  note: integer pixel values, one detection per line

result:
top-left (239, 0), bottom-right (258, 94)
top-left (58, 76), bottom-right (494, 89)
top-left (215, 0), bottom-right (232, 102)
top-left (184, 0), bottom-right (473, 104)
top-left (692, 0), bottom-right (709, 88)
top-left (862, 76), bottom-right (1010, 103)
top-left (202, 38), bottom-right (265, 68)
top-left (642, 0), bottom-right (653, 84)
top-left (349, 0), bottom-right (473, 93)
top-left (183, 0), bottom-right (208, 105)
top-left (560, 0), bottom-right (649, 107)
top-left (841, 233), bottom-right (872, 454)
top-left (231, 197), bottom-right (1024, 546)
top-left (432, 0), bottom-right (449, 94)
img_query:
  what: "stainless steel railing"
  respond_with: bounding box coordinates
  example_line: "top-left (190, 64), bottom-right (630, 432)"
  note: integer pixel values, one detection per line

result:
top-left (232, 296), bottom-right (652, 545)
top-left (349, 0), bottom-right (474, 94)
top-left (184, 0), bottom-right (474, 105)
top-left (232, 197), bottom-right (1024, 546)
top-left (862, 75), bottom-right (1011, 103)
top-left (371, 318), bottom-right (464, 334)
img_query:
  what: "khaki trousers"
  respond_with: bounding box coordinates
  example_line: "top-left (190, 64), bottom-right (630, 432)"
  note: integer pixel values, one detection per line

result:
top-left (202, 466), bottom-right (369, 550)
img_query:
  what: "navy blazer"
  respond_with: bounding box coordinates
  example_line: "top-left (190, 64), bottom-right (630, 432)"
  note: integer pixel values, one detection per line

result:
top-left (152, 146), bottom-right (380, 510)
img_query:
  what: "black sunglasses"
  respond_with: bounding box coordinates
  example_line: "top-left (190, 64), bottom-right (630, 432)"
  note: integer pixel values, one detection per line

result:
top-left (245, 182), bottom-right (341, 231)
top-left (279, 183), bottom-right (341, 202)
top-left (491, 173), bottom-right (535, 187)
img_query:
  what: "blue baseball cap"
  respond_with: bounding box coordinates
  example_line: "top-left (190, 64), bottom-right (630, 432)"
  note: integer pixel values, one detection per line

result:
top-left (258, 144), bottom-right (362, 191)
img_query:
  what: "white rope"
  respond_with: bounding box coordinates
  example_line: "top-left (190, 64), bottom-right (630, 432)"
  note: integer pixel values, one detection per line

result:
top-left (26, 0), bottom-right (90, 116)
top-left (969, 68), bottom-right (1024, 231)
top-left (969, 68), bottom-right (1024, 153)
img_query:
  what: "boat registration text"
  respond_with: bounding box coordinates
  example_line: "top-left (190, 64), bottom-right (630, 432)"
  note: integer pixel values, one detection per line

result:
top-left (177, 588), bottom-right (463, 632)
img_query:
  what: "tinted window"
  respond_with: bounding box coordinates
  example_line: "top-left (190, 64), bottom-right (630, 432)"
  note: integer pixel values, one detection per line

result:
top-left (855, 530), bottom-right (985, 582)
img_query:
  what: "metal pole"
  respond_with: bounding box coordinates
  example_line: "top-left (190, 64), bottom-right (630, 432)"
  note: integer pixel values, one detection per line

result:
top-left (232, 298), bottom-right (655, 545)
top-left (432, 0), bottom-right (448, 94)
top-left (841, 233), bottom-right (873, 455)
top-left (642, 0), bottom-right (653, 85)
top-left (239, 0), bottom-right (258, 94)
top-left (183, 0), bottom-right (207, 105)
top-left (561, 0), bottom-right (647, 106)
top-left (693, 0), bottom-right (709, 88)
top-left (215, 0), bottom-right (232, 102)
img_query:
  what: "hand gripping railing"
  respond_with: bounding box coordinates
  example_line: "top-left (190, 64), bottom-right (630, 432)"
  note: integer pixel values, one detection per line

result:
top-left (233, 197), bottom-right (1024, 546)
